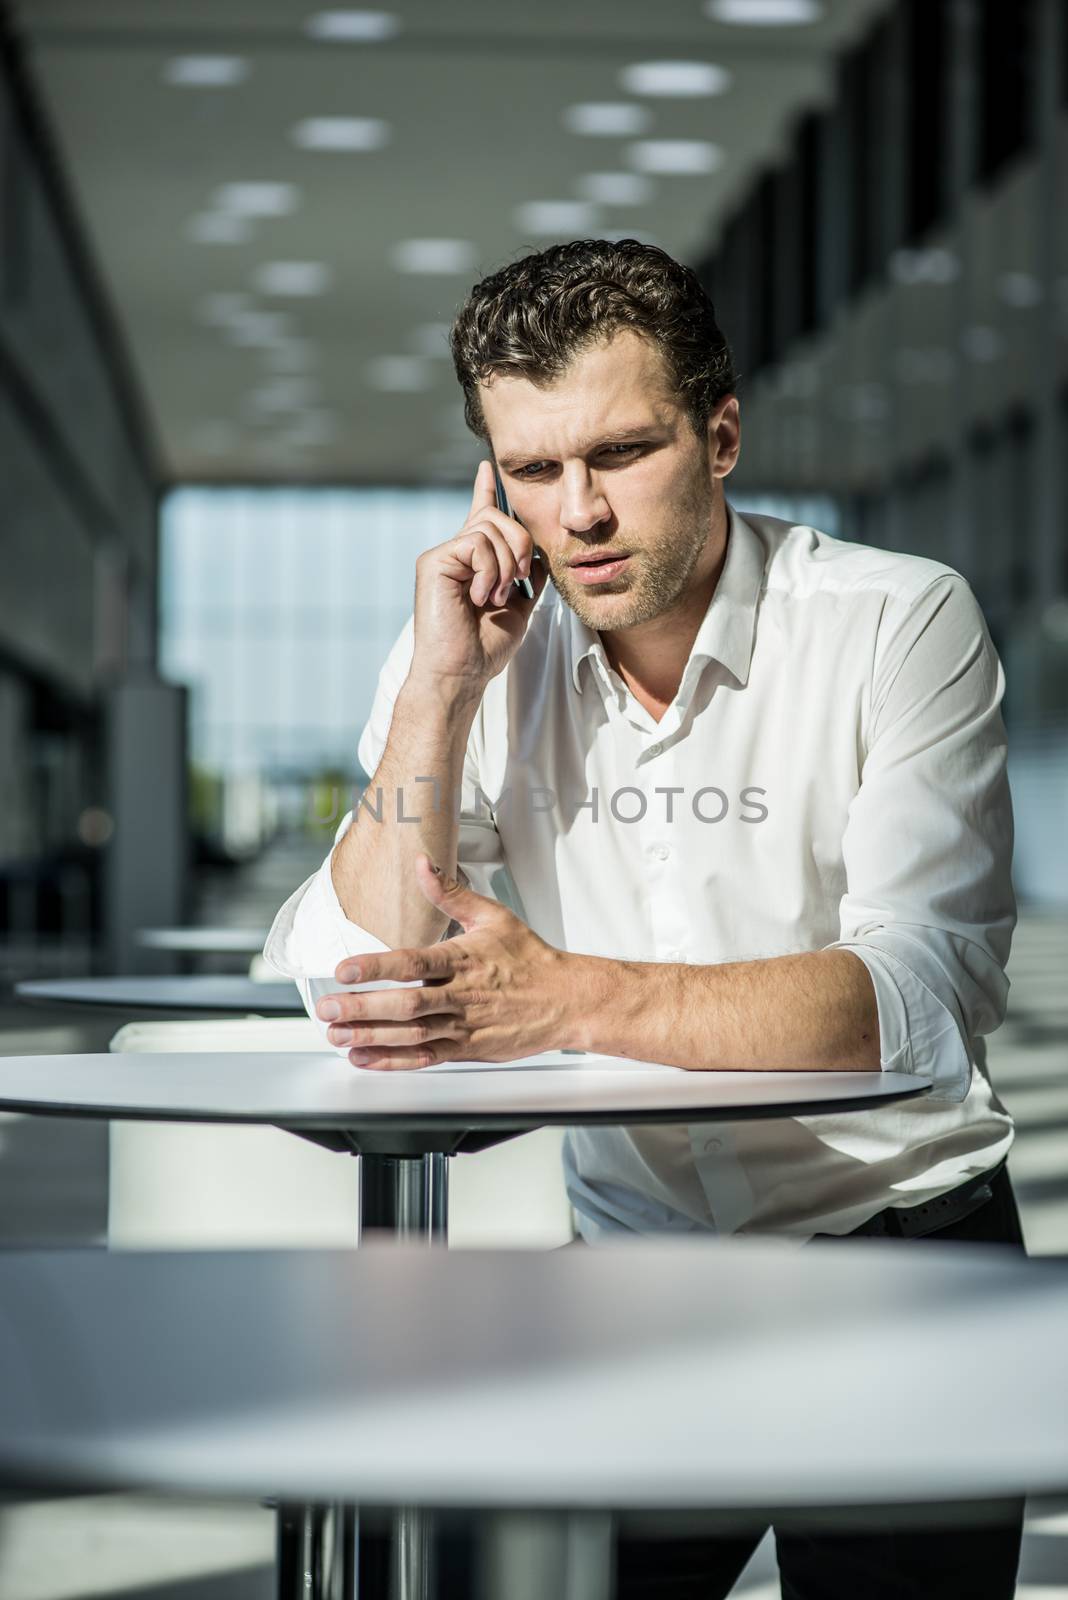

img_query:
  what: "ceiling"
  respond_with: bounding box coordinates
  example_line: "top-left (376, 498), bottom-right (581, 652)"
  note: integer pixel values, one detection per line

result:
top-left (11, 0), bottom-right (888, 484)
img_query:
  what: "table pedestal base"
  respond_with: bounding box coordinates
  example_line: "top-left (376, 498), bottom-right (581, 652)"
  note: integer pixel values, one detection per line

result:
top-left (278, 1149), bottom-right (448, 1600)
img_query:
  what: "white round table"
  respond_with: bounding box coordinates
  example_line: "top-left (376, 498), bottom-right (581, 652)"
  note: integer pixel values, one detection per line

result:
top-left (0, 1049), bottom-right (928, 1141)
top-left (16, 976), bottom-right (303, 1015)
top-left (0, 1049), bottom-right (930, 1599)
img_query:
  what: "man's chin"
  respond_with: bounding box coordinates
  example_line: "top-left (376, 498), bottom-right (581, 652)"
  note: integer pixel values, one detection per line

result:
top-left (559, 583), bottom-right (651, 631)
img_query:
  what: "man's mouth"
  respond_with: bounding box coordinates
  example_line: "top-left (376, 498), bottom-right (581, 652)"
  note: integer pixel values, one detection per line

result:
top-left (568, 551), bottom-right (629, 568)
top-left (567, 552), bottom-right (632, 585)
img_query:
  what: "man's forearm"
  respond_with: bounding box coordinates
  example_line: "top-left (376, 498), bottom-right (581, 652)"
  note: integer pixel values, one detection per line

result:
top-left (568, 948), bottom-right (881, 1072)
top-left (331, 672), bottom-right (483, 949)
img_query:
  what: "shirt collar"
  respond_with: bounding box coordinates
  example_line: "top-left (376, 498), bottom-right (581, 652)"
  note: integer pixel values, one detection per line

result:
top-left (567, 501), bottom-right (765, 695)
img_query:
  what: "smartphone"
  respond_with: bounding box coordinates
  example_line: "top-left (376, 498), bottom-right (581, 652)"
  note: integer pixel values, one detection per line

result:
top-left (492, 462), bottom-right (536, 600)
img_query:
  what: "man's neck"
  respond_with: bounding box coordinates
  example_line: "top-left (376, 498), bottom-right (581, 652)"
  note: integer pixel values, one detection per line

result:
top-left (600, 505), bottom-right (729, 711)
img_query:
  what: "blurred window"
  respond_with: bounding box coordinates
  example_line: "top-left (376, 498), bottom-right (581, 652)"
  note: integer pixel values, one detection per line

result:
top-left (159, 485), bottom-right (470, 783)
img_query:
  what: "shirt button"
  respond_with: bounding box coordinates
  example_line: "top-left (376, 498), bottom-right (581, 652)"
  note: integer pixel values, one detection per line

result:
top-left (703, 1138), bottom-right (723, 1154)
top-left (648, 741), bottom-right (662, 757)
top-left (650, 843), bottom-right (670, 861)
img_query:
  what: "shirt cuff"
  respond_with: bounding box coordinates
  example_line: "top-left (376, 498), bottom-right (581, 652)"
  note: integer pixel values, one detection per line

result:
top-left (262, 846), bottom-right (399, 1053)
top-left (263, 846), bottom-right (392, 975)
top-left (826, 939), bottom-right (973, 1103)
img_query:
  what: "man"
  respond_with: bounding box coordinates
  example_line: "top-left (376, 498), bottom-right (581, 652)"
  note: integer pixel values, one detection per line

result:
top-left (265, 239), bottom-right (1024, 1597)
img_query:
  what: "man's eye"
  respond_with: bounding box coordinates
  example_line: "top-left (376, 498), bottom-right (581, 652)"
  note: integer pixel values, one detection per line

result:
top-left (515, 463), bottom-right (548, 478)
top-left (601, 444), bottom-right (642, 459)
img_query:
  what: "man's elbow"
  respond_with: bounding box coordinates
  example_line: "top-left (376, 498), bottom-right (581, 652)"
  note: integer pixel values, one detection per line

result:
top-left (829, 950), bottom-right (882, 1071)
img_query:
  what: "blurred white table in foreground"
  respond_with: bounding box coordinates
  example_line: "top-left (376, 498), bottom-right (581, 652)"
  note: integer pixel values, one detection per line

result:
top-left (0, 1240), bottom-right (1063, 1513)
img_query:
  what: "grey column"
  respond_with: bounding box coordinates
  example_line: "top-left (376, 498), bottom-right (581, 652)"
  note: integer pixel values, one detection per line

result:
top-left (104, 675), bottom-right (190, 972)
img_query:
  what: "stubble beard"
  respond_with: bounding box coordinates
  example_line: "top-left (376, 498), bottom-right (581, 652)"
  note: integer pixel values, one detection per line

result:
top-left (550, 463), bottom-right (715, 632)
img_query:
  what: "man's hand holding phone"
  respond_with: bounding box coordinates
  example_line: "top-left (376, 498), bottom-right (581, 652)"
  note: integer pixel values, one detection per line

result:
top-left (409, 460), bottom-right (547, 693)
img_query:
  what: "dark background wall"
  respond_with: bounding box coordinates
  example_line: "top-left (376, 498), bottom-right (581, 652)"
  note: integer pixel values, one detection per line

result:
top-left (701, 0), bottom-right (1068, 735)
top-left (0, 12), bottom-right (160, 974)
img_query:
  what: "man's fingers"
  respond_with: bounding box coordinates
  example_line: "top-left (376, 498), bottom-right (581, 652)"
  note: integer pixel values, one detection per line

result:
top-left (350, 1043), bottom-right (457, 1071)
top-left (452, 524), bottom-right (522, 607)
top-left (467, 522), bottom-right (519, 605)
top-left (457, 510), bottom-right (534, 600)
top-left (469, 532), bottom-right (508, 607)
top-left (318, 986), bottom-right (461, 1023)
top-left (328, 1013), bottom-right (465, 1049)
top-left (468, 458), bottom-right (496, 521)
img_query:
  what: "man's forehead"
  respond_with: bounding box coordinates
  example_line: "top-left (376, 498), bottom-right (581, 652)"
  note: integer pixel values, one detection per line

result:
top-left (481, 331), bottom-right (679, 460)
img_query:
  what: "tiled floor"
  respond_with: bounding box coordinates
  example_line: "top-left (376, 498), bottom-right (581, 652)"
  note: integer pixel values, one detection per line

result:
top-left (0, 846), bottom-right (1065, 1598)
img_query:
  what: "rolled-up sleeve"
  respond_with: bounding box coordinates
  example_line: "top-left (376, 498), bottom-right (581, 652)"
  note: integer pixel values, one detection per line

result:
top-left (824, 574), bottom-right (1015, 1102)
top-left (262, 614), bottom-right (508, 1038)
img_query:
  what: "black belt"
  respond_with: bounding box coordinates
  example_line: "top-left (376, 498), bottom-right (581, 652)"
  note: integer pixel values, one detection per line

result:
top-left (847, 1160), bottom-right (1006, 1239)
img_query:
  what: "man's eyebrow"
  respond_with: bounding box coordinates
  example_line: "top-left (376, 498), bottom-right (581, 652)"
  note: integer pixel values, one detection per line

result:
top-left (497, 423), bottom-right (668, 470)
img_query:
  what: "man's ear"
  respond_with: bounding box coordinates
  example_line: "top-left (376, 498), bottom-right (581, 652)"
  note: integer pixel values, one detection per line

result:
top-left (708, 395), bottom-right (741, 480)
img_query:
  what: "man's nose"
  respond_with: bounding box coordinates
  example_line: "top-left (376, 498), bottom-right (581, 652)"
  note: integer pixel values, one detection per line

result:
top-left (559, 470), bottom-right (611, 533)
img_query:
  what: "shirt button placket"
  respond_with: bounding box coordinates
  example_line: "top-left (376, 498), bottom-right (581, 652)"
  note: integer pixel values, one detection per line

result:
top-left (644, 730), bottom-right (672, 952)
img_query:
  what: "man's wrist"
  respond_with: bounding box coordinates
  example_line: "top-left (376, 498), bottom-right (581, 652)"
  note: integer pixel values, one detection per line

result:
top-left (401, 666), bottom-right (488, 719)
top-left (564, 952), bottom-right (648, 1055)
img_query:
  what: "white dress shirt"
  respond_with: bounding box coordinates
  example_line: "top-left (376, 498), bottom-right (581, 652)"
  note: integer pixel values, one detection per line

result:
top-left (264, 505), bottom-right (1016, 1240)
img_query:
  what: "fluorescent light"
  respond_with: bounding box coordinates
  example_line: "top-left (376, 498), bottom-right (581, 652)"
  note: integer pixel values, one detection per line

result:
top-left (214, 183), bottom-right (299, 217)
top-left (408, 322), bottom-right (453, 358)
top-left (164, 56), bottom-right (248, 87)
top-left (562, 102), bottom-right (652, 137)
top-left (365, 355), bottom-right (434, 392)
top-left (187, 213), bottom-right (252, 245)
top-left (304, 10), bottom-right (399, 41)
top-left (575, 172), bottom-right (654, 207)
top-left (620, 61), bottom-right (731, 97)
top-left (706, 0), bottom-right (822, 23)
top-left (254, 261), bottom-right (332, 296)
top-left (627, 140), bottom-right (724, 175)
top-left (292, 117), bottom-right (390, 151)
top-left (392, 238), bottom-right (478, 274)
top-left (514, 200), bottom-right (601, 236)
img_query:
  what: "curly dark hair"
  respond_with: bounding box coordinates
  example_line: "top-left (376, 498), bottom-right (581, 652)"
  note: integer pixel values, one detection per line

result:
top-left (450, 238), bottom-right (737, 444)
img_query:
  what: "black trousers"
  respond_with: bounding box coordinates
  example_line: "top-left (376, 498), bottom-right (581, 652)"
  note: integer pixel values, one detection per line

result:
top-left (615, 1165), bottom-right (1027, 1600)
